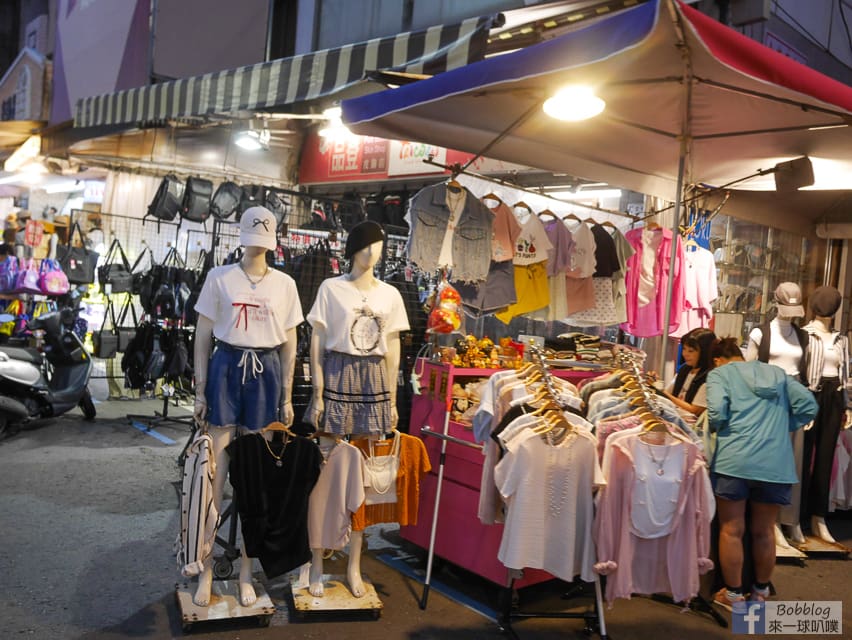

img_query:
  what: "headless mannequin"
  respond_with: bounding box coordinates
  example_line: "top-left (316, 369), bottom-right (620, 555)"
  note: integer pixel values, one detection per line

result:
top-left (746, 314), bottom-right (806, 547)
top-left (192, 246), bottom-right (297, 606)
top-left (307, 240), bottom-right (401, 598)
top-left (803, 315), bottom-right (850, 543)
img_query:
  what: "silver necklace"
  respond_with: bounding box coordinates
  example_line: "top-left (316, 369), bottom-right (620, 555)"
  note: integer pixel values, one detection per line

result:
top-left (545, 431), bottom-right (573, 519)
top-left (644, 440), bottom-right (670, 476)
top-left (348, 273), bottom-right (374, 305)
top-left (239, 261), bottom-right (269, 289)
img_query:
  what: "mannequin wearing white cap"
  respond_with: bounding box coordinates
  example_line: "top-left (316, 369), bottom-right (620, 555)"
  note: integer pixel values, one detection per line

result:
top-left (305, 221), bottom-right (410, 598)
top-left (801, 286), bottom-right (850, 543)
top-left (745, 282), bottom-right (810, 548)
top-left (191, 206), bottom-right (303, 606)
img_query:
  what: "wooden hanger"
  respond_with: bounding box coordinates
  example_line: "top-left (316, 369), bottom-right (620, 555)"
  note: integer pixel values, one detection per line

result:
top-left (315, 430), bottom-right (343, 443)
top-left (515, 361), bottom-right (539, 379)
top-left (645, 220), bottom-right (661, 230)
top-left (447, 177), bottom-right (463, 193)
top-left (262, 421), bottom-right (295, 435)
top-left (583, 216), bottom-right (597, 225)
top-left (537, 208), bottom-right (559, 221)
top-left (513, 201), bottom-right (533, 215)
top-left (562, 212), bottom-right (581, 223)
top-left (601, 220), bottom-right (618, 230)
top-left (481, 192), bottom-right (502, 205)
top-left (684, 236), bottom-right (700, 251)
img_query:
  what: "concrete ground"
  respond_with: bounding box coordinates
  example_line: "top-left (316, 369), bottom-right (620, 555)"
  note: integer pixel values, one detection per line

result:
top-left (0, 397), bottom-right (850, 639)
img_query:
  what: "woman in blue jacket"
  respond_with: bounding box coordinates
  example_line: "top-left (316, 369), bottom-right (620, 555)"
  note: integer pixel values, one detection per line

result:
top-left (706, 337), bottom-right (818, 610)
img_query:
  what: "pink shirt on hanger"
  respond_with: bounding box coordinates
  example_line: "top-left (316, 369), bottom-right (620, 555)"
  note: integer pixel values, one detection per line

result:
top-left (483, 200), bottom-right (523, 263)
top-left (621, 227), bottom-right (685, 338)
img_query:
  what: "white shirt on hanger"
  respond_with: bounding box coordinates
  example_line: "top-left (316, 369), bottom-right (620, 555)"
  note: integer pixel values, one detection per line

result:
top-left (513, 214), bottom-right (553, 265)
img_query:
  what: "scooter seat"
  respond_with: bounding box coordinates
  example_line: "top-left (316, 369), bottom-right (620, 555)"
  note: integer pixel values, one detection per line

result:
top-left (0, 346), bottom-right (43, 365)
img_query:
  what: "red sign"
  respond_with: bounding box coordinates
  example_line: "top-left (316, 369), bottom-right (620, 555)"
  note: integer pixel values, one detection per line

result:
top-left (299, 131), bottom-right (467, 185)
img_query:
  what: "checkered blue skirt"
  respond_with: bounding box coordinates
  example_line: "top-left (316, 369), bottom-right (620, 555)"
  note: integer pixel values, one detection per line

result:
top-left (321, 351), bottom-right (391, 436)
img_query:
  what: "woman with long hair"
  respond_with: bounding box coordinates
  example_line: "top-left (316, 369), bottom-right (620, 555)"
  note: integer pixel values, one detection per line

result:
top-left (663, 327), bottom-right (717, 417)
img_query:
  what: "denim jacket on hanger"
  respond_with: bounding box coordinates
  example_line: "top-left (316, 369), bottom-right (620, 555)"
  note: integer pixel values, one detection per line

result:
top-left (405, 183), bottom-right (493, 282)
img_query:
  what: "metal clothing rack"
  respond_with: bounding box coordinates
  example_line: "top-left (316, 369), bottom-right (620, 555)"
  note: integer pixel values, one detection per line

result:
top-left (610, 349), bottom-right (727, 629)
top-left (418, 346), bottom-right (608, 639)
top-left (421, 157), bottom-right (639, 222)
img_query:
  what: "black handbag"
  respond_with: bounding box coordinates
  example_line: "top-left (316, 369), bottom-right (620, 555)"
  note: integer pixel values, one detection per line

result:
top-left (210, 181), bottom-right (242, 220)
top-left (146, 174), bottom-right (184, 221)
top-left (57, 222), bottom-right (100, 285)
top-left (97, 238), bottom-right (133, 293)
top-left (115, 294), bottom-right (139, 353)
top-left (93, 300), bottom-right (119, 359)
top-left (130, 247), bottom-right (155, 296)
top-left (181, 176), bottom-right (213, 223)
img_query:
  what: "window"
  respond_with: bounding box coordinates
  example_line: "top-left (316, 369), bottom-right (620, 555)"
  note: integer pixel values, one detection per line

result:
top-left (1, 95), bottom-right (16, 121)
top-left (15, 67), bottom-right (30, 120)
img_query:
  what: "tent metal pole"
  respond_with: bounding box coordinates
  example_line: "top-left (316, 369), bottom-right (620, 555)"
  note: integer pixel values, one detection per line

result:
top-left (418, 399), bottom-right (453, 610)
top-left (658, 151), bottom-right (686, 376)
top-left (659, 0), bottom-right (693, 378)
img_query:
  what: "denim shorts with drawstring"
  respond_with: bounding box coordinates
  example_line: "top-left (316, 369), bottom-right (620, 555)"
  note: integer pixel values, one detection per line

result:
top-left (205, 342), bottom-right (282, 431)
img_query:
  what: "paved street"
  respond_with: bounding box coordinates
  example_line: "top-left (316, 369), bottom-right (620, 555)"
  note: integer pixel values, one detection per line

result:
top-left (1, 398), bottom-right (850, 639)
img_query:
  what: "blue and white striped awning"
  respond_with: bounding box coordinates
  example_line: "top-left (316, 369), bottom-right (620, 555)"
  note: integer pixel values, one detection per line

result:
top-left (74, 15), bottom-right (495, 128)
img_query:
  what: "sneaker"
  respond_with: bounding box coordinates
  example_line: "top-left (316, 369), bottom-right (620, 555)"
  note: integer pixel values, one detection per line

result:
top-left (714, 587), bottom-right (746, 612)
top-left (749, 585), bottom-right (770, 602)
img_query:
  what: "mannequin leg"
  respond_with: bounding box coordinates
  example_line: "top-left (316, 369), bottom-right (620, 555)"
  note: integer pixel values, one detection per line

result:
top-left (811, 516), bottom-right (837, 543)
top-left (785, 523), bottom-right (806, 544)
top-left (778, 430), bottom-right (804, 538)
top-left (804, 385), bottom-right (843, 539)
top-left (238, 541), bottom-right (257, 606)
top-left (774, 524), bottom-right (792, 549)
top-left (308, 548), bottom-right (325, 596)
top-left (308, 533), bottom-right (366, 598)
top-left (193, 427), bottom-right (257, 607)
top-left (346, 531), bottom-right (366, 597)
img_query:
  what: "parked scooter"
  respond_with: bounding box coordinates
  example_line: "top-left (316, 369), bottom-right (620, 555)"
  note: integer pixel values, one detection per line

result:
top-left (0, 308), bottom-right (96, 438)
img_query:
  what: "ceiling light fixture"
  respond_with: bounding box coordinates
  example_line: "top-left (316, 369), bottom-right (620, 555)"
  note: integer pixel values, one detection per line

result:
top-left (235, 120), bottom-right (271, 151)
top-left (44, 179), bottom-right (85, 194)
top-left (543, 85), bottom-right (606, 121)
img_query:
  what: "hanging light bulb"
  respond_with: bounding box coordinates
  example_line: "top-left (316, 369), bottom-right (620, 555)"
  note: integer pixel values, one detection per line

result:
top-left (318, 105), bottom-right (356, 140)
top-left (543, 85), bottom-right (606, 121)
top-left (235, 119), bottom-right (270, 151)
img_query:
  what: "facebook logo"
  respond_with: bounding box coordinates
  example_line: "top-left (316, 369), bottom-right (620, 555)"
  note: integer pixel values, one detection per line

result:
top-left (733, 602), bottom-right (766, 634)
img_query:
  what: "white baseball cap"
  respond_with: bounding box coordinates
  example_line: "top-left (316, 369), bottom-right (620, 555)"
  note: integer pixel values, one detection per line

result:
top-left (239, 206), bottom-right (277, 250)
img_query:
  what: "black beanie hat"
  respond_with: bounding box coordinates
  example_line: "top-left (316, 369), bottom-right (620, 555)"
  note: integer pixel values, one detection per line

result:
top-left (809, 286), bottom-right (842, 318)
top-left (345, 220), bottom-right (386, 259)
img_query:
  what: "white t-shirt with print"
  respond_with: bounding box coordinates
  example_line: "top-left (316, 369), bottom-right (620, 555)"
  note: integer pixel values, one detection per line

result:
top-left (512, 215), bottom-right (553, 265)
top-left (194, 264), bottom-right (303, 348)
top-left (307, 276), bottom-right (410, 356)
